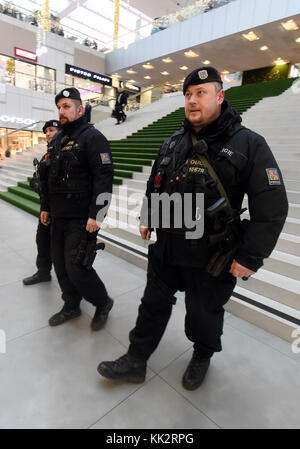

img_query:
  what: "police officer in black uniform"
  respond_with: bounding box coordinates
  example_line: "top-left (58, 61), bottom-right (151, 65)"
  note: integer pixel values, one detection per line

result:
top-left (98, 67), bottom-right (288, 389)
top-left (23, 119), bottom-right (61, 286)
top-left (40, 87), bottom-right (114, 330)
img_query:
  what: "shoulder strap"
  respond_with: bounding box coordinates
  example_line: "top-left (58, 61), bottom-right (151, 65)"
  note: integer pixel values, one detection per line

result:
top-left (191, 134), bottom-right (230, 204)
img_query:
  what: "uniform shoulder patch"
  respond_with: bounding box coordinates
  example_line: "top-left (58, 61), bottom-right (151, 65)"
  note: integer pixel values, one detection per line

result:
top-left (100, 153), bottom-right (111, 164)
top-left (266, 168), bottom-right (281, 185)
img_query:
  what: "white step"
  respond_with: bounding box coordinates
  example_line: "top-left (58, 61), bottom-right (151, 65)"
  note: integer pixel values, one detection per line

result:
top-left (238, 269), bottom-right (300, 311)
top-left (265, 250), bottom-right (300, 281)
top-left (0, 164), bottom-right (34, 175)
top-left (275, 232), bottom-right (300, 256)
top-left (226, 286), bottom-right (299, 344)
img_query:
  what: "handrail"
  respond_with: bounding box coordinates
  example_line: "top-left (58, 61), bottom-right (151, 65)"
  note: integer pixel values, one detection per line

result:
top-left (0, 121), bottom-right (42, 139)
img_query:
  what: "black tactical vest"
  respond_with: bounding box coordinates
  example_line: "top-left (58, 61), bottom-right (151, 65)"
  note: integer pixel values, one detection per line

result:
top-left (47, 124), bottom-right (92, 195)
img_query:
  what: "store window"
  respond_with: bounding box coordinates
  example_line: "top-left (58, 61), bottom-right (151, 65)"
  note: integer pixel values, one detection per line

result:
top-left (36, 65), bottom-right (56, 94)
top-left (15, 60), bottom-right (35, 90)
top-left (0, 128), bottom-right (45, 157)
top-left (0, 55), bottom-right (15, 85)
top-left (65, 74), bottom-right (102, 102)
top-left (0, 53), bottom-right (56, 94)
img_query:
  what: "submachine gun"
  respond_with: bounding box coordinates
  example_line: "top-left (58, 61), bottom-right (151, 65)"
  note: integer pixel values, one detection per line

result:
top-left (29, 158), bottom-right (40, 194)
top-left (205, 197), bottom-right (247, 278)
top-left (73, 236), bottom-right (106, 271)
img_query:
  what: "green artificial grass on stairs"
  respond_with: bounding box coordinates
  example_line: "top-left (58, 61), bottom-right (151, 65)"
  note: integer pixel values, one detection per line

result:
top-left (0, 77), bottom-right (297, 217)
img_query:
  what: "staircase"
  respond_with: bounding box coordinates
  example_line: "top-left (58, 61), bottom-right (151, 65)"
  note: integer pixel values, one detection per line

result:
top-left (0, 78), bottom-right (299, 342)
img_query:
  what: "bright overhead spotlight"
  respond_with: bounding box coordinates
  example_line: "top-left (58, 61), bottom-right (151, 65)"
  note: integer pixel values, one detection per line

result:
top-left (142, 63), bottom-right (154, 69)
top-left (222, 70), bottom-right (230, 74)
top-left (126, 68), bottom-right (137, 74)
top-left (162, 57), bottom-right (173, 63)
top-left (144, 76), bottom-right (151, 79)
top-left (184, 50), bottom-right (199, 58)
top-left (281, 20), bottom-right (299, 31)
top-left (296, 37), bottom-right (300, 42)
top-left (180, 66), bottom-right (189, 70)
top-left (128, 79), bottom-right (136, 83)
top-left (260, 45), bottom-right (269, 51)
top-left (202, 60), bottom-right (211, 65)
top-left (161, 71), bottom-right (169, 75)
top-left (242, 31), bottom-right (260, 41)
top-left (273, 57), bottom-right (287, 65)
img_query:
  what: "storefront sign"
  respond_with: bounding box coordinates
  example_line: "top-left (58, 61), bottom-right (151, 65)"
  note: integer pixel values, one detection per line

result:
top-left (14, 47), bottom-right (37, 63)
top-left (65, 64), bottom-right (112, 86)
top-left (121, 81), bottom-right (141, 93)
top-left (0, 115), bottom-right (37, 129)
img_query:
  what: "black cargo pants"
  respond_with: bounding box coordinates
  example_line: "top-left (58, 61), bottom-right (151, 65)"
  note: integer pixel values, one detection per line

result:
top-left (51, 217), bottom-right (109, 309)
top-left (128, 246), bottom-right (236, 360)
top-left (36, 219), bottom-right (52, 274)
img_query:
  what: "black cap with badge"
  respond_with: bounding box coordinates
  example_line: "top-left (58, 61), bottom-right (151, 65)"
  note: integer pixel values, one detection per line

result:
top-left (183, 66), bottom-right (223, 95)
top-left (55, 87), bottom-right (82, 105)
top-left (42, 119), bottom-right (61, 133)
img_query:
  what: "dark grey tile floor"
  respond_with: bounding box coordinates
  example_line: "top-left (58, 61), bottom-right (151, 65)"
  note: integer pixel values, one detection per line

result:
top-left (0, 200), bottom-right (299, 429)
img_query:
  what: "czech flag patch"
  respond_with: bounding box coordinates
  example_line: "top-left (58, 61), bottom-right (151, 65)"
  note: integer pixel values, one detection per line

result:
top-left (266, 168), bottom-right (281, 185)
top-left (100, 153), bottom-right (111, 164)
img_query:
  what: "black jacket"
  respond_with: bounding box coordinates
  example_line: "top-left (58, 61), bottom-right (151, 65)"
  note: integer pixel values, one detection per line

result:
top-left (40, 116), bottom-right (114, 220)
top-left (144, 100), bottom-right (288, 272)
top-left (115, 92), bottom-right (128, 107)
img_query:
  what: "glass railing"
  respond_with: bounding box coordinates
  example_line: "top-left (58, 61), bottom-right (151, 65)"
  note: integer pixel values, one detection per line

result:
top-left (105, 0), bottom-right (238, 52)
top-left (0, 0), bottom-right (238, 53)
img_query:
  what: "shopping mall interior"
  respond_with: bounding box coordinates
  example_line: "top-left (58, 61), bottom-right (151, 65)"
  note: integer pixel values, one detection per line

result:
top-left (0, 0), bottom-right (299, 430)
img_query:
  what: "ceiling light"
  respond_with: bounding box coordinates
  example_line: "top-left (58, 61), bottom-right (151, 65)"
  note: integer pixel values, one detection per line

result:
top-left (273, 57), bottom-right (287, 65)
top-left (128, 79), bottom-right (136, 83)
top-left (162, 57), bottom-right (173, 63)
top-left (113, 73), bottom-right (121, 78)
top-left (126, 68), bottom-right (136, 74)
top-left (179, 79), bottom-right (185, 83)
top-left (143, 63), bottom-right (154, 69)
top-left (242, 31), bottom-right (260, 41)
top-left (180, 66), bottom-right (189, 70)
top-left (161, 71), bottom-right (169, 75)
top-left (222, 70), bottom-right (230, 74)
top-left (281, 20), bottom-right (299, 31)
top-left (260, 45), bottom-right (269, 51)
top-left (144, 76), bottom-right (151, 79)
top-left (296, 37), bottom-right (300, 42)
top-left (184, 50), bottom-right (199, 58)
top-left (202, 60), bottom-right (211, 64)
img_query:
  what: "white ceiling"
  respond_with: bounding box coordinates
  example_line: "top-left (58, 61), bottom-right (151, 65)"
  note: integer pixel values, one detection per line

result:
top-left (112, 15), bottom-right (300, 88)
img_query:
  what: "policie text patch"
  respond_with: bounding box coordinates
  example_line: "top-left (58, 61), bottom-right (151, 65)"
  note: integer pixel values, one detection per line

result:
top-left (266, 168), bottom-right (281, 185)
top-left (100, 153), bottom-right (111, 164)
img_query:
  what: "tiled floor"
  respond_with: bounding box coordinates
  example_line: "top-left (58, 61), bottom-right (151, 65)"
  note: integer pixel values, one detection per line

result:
top-left (0, 200), bottom-right (299, 429)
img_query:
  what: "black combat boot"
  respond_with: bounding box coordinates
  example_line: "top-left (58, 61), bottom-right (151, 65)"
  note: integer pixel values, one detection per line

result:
top-left (23, 271), bottom-right (51, 286)
top-left (91, 297), bottom-right (114, 331)
top-left (97, 353), bottom-right (146, 383)
top-left (182, 352), bottom-right (211, 390)
top-left (48, 305), bottom-right (81, 326)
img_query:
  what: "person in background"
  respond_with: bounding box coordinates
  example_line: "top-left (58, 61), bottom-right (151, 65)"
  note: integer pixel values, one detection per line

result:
top-left (84, 101), bottom-right (92, 123)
